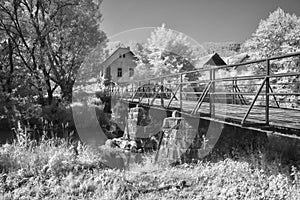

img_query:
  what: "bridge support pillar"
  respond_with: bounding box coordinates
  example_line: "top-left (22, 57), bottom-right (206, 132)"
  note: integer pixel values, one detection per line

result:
top-left (156, 115), bottom-right (198, 164)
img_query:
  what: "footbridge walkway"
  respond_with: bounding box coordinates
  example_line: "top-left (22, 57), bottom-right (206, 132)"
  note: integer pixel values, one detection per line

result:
top-left (108, 52), bottom-right (300, 139)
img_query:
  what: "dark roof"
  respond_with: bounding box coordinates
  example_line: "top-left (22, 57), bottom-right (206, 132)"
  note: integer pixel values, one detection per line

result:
top-left (160, 52), bottom-right (227, 72)
top-left (196, 53), bottom-right (227, 68)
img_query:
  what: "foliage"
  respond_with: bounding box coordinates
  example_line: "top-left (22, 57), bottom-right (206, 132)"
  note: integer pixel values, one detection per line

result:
top-left (0, 0), bottom-right (106, 104)
top-left (202, 42), bottom-right (241, 57)
top-left (74, 42), bottom-right (109, 94)
top-left (243, 8), bottom-right (300, 59)
top-left (241, 8), bottom-right (300, 107)
top-left (0, 137), bottom-right (299, 200)
top-left (240, 7), bottom-right (300, 75)
top-left (0, 0), bottom-right (107, 139)
top-left (133, 24), bottom-right (207, 80)
top-left (242, 7), bottom-right (300, 76)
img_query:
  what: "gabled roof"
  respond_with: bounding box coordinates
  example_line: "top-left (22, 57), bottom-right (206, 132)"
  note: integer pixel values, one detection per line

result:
top-left (195, 53), bottom-right (227, 68)
top-left (159, 52), bottom-right (227, 72)
top-left (101, 47), bottom-right (136, 69)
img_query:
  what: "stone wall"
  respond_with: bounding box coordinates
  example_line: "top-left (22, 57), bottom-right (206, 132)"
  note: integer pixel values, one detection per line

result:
top-left (157, 114), bottom-right (200, 164)
top-left (124, 106), bottom-right (164, 140)
top-left (156, 113), bottom-right (271, 164)
top-left (122, 106), bottom-right (162, 151)
top-left (116, 104), bottom-right (300, 166)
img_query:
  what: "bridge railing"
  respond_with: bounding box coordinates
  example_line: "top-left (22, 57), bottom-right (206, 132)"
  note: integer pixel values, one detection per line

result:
top-left (113, 51), bottom-right (300, 128)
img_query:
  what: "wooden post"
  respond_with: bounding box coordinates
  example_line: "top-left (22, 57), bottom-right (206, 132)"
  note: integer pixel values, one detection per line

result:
top-left (209, 70), bottom-right (212, 116)
top-left (161, 77), bottom-right (164, 107)
top-left (212, 69), bottom-right (215, 117)
top-left (265, 59), bottom-right (270, 125)
top-left (210, 69), bottom-right (215, 117)
top-left (180, 74), bottom-right (183, 112)
top-left (232, 79), bottom-right (235, 104)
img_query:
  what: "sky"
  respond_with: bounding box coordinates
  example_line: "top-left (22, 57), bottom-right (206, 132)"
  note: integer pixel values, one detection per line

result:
top-left (100, 0), bottom-right (300, 45)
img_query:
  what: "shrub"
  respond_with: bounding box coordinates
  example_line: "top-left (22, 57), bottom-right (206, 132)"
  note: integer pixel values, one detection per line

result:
top-left (0, 137), bottom-right (299, 200)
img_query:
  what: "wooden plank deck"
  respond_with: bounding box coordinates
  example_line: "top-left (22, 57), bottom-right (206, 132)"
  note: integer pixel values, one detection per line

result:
top-left (125, 98), bottom-right (300, 134)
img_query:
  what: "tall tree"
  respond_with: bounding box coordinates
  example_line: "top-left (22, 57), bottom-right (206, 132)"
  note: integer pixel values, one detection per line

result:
top-left (46, 0), bottom-right (106, 102)
top-left (242, 8), bottom-right (300, 106)
top-left (0, 0), bottom-right (106, 104)
top-left (134, 24), bottom-right (206, 79)
top-left (243, 7), bottom-right (300, 64)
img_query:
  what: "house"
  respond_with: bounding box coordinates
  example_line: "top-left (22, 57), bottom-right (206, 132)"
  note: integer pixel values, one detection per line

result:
top-left (194, 52), bottom-right (227, 69)
top-left (101, 47), bottom-right (137, 84)
top-left (182, 53), bottom-right (228, 100)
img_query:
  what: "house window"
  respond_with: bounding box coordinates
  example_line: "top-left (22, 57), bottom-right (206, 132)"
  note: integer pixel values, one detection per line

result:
top-left (129, 68), bottom-right (134, 77)
top-left (105, 66), bottom-right (111, 79)
top-left (123, 54), bottom-right (125, 58)
top-left (117, 68), bottom-right (122, 77)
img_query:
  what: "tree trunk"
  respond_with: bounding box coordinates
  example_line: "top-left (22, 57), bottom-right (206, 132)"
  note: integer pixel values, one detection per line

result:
top-left (47, 87), bottom-right (53, 105)
top-left (61, 84), bottom-right (73, 103)
top-left (6, 38), bottom-right (14, 93)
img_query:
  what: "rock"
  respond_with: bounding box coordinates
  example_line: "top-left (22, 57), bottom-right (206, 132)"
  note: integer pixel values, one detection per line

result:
top-left (105, 139), bottom-right (116, 148)
top-left (119, 140), bottom-right (129, 149)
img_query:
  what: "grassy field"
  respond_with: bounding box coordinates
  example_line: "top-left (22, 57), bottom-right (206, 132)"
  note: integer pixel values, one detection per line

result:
top-left (0, 138), bottom-right (299, 200)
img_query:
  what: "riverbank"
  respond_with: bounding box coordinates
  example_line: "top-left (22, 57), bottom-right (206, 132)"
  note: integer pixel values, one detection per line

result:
top-left (0, 138), bottom-right (299, 200)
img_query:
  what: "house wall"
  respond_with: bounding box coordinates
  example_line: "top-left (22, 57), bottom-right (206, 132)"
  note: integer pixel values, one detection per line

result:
top-left (108, 51), bottom-right (137, 83)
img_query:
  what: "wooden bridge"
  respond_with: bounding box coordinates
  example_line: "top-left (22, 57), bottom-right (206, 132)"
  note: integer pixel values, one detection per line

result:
top-left (107, 52), bottom-right (300, 139)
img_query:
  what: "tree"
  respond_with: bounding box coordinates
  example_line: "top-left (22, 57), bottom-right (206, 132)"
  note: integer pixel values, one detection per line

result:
top-left (242, 8), bottom-right (300, 106)
top-left (0, 0), bottom-right (107, 137)
top-left (0, 0), bottom-right (106, 104)
top-left (243, 8), bottom-right (300, 76)
top-left (243, 8), bottom-right (300, 60)
top-left (73, 42), bottom-right (109, 96)
top-left (202, 42), bottom-right (241, 57)
top-left (134, 24), bottom-right (206, 79)
top-left (46, 0), bottom-right (107, 102)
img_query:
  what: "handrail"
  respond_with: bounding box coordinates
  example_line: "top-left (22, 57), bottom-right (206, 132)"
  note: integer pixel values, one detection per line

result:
top-left (108, 51), bottom-right (300, 131)
top-left (129, 51), bottom-right (300, 84)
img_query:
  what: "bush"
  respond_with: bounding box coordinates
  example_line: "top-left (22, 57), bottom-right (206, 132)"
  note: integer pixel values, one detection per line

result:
top-left (0, 136), bottom-right (299, 200)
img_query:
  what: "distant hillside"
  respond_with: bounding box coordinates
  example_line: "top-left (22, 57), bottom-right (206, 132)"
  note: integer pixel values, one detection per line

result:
top-left (202, 42), bottom-right (241, 58)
